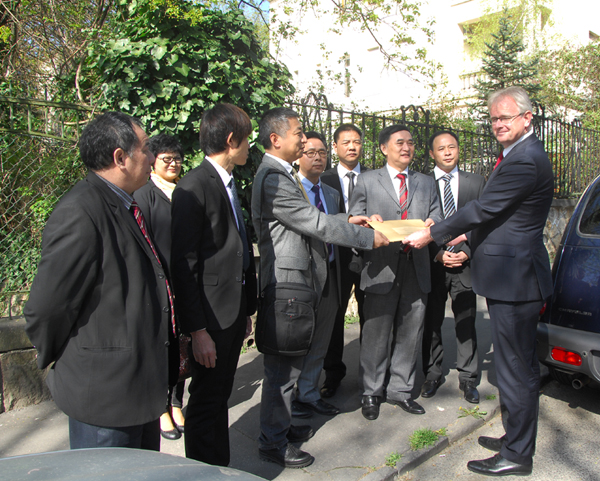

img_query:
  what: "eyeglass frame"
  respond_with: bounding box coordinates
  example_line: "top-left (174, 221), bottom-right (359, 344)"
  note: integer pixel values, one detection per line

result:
top-left (303, 149), bottom-right (328, 159)
top-left (156, 155), bottom-right (183, 165)
top-left (490, 112), bottom-right (525, 125)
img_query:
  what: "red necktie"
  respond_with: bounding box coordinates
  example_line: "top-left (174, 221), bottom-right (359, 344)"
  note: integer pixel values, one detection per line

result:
top-left (493, 152), bottom-right (504, 170)
top-left (397, 173), bottom-right (408, 220)
top-left (131, 200), bottom-right (176, 334)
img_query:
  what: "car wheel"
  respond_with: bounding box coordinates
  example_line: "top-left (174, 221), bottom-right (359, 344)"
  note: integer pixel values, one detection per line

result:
top-left (548, 366), bottom-right (575, 386)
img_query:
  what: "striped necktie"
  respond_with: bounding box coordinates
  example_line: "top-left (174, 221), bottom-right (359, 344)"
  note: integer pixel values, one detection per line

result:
top-left (441, 173), bottom-right (456, 252)
top-left (131, 200), bottom-right (176, 334)
top-left (397, 173), bottom-right (408, 220)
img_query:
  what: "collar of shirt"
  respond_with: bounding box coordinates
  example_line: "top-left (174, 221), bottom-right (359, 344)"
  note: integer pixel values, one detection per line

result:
top-left (434, 165), bottom-right (459, 210)
top-left (95, 173), bottom-right (134, 209)
top-left (265, 152), bottom-right (294, 176)
top-left (433, 165), bottom-right (459, 181)
top-left (298, 172), bottom-right (328, 213)
top-left (503, 129), bottom-right (534, 158)
top-left (336, 162), bottom-right (361, 177)
top-left (386, 163), bottom-right (409, 203)
top-left (205, 156), bottom-right (233, 188)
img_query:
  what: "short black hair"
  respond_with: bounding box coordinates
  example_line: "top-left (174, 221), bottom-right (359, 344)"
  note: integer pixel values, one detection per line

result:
top-left (199, 103), bottom-right (252, 156)
top-left (334, 123), bottom-right (363, 143)
top-left (79, 111), bottom-right (142, 171)
top-left (378, 124), bottom-right (411, 147)
top-left (428, 130), bottom-right (460, 151)
top-left (149, 134), bottom-right (184, 160)
top-left (305, 131), bottom-right (327, 147)
top-left (258, 107), bottom-right (299, 149)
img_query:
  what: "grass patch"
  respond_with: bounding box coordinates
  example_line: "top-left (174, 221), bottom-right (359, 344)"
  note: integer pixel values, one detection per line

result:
top-left (385, 451), bottom-right (402, 467)
top-left (485, 394), bottom-right (497, 400)
top-left (409, 428), bottom-right (445, 451)
top-left (458, 406), bottom-right (487, 420)
top-left (344, 314), bottom-right (360, 328)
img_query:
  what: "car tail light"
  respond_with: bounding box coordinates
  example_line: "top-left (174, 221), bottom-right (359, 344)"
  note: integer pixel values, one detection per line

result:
top-left (539, 303), bottom-right (547, 316)
top-left (551, 347), bottom-right (582, 366)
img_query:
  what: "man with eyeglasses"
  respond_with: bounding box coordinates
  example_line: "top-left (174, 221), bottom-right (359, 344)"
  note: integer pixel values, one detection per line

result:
top-left (349, 124), bottom-right (442, 421)
top-left (291, 131), bottom-right (344, 419)
top-left (404, 86), bottom-right (553, 477)
top-left (320, 124), bottom-right (369, 398)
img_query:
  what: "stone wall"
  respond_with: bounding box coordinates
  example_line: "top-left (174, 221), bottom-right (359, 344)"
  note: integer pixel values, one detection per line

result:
top-left (0, 317), bottom-right (51, 414)
top-left (0, 198), bottom-right (580, 412)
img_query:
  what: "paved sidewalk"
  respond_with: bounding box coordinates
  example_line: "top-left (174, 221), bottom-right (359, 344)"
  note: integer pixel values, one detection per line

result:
top-left (0, 296), bottom-right (500, 480)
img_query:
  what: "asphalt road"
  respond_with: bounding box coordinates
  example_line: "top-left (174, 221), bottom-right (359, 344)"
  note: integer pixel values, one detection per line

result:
top-left (398, 380), bottom-right (600, 481)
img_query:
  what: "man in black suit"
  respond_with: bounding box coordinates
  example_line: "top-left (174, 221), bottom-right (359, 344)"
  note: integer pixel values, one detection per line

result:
top-left (24, 111), bottom-right (171, 450)
top-left (404, 86), bottom-right (553, 476)
top-left (171, 104), bottom-right (257, 467)
top-left (421, 131), bottom-right (485, 404)
top-left (320, 123), bottom-right (368, 397)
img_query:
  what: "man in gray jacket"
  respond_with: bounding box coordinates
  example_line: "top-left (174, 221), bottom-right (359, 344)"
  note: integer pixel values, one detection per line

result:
top-left (252, 107), bottom-right (388, 468)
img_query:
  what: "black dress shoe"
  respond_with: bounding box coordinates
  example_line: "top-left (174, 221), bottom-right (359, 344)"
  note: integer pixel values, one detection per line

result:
top-left (361, 395), bottom-right (381, 420)
top-left (467, 453), bottom-right (532, 476)
top-left (320, 380), bottom-right (341, 398)
top-left (175, 424), bottom-right (185, 433)
top-left (287, 424), bottom-right (314, 443)
top-left (160, 428), bottom-right (182, 440)
top-left (259, 443), bottom-right (315, 468)
top-left (294, 399), bottom-right (340, 416)
top-left (388, 398), bottom-right (426, 415)
top-left (291, 400), bottom-right (314, 418)
top-left (421, 379), bottom-right (442, 398)
top-left (478, 435), bottom-right (505, 452)
top-left (460, 381), bottom-right (480, 404)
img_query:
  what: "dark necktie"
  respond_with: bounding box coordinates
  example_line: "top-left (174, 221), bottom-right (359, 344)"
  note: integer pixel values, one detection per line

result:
top-left (229, 178), bottom-right (250, 272)
top-left (131, 200), bottom-right (176, 334)
top-left (346, 171), bottom-right (356, 203)
top-left (397, 173), bottom-right (408, 220)
top-left (311, 184), bottom-right (333, 258)
top-left (442, 173), bottom-right (456, 252)
top-left (494, 151), bottom-right (504, 170)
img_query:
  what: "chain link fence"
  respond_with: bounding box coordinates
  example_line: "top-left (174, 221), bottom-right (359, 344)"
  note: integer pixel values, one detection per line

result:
top-left (2, 94), bottom-right (600, 317)
top-left (0, 97), bottom-right (93, 317)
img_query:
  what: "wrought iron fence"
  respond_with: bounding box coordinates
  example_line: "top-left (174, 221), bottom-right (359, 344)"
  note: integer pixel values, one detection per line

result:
top-left (1, 93), bottom-right (600, 315)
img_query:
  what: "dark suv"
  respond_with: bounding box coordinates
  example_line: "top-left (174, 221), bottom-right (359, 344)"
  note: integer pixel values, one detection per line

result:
top-left (537, 175), bottom-right (600, 389)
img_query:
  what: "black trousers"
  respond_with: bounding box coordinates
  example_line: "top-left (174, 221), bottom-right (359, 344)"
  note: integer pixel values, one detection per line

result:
top-left (323, 268), bottom-right (364, 384)
top-left (69, 417), bottom-right (160, 451)
top-left (184, 301), bottom-right (246, 467)
top-left (487, 298), bottom-right (543, 465)
top-left (422, 263), bottom-right (478, 384)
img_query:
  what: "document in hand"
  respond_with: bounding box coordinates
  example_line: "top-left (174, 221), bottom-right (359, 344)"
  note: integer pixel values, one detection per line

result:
top-left (367, 219), bottom-right (426, 242)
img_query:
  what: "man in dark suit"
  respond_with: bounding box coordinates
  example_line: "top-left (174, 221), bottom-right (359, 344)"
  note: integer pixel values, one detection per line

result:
top-left (421, 130), bottom-right (485, 404)
top-left (291, 131), bottom-right (343, 418)
top-left (320, 123), bottom-right (368, 398)
top-left (170, 104), bottom-right (257, 467)
top-left (404, 86), bottom-right (553, 476)
top-left (252, 108), bottom-right (388, 469)
top-left (24, 111), bottom-right (171, 450)
top-left (350, 125), bottom-right (442, 421)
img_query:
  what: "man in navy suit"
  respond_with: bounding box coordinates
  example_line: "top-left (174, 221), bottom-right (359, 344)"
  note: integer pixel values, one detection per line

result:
top-left (405, 86), bottom-right (553, 476)
top-left (25, 111), bottom-right (170, 450)
top-left (171, 103), bottom-right (257, 466)
top-left (320, 124), bottom-right (369, 398)
top-left (421, 131), bottom-right (485, 404)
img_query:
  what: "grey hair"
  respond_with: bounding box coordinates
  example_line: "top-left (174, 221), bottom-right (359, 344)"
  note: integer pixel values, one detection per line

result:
top-left (487, 86), bottom-right (533, 113)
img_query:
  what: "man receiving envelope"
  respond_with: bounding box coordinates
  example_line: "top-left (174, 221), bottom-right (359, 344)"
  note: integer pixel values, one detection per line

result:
top-left (349, 125), bottom-right (442, 420)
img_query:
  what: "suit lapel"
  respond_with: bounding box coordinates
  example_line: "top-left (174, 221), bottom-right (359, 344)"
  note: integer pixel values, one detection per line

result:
top-left (407, 170), bottom-right (419, 211)
top-left (378, 167), bottom-right (400, 207)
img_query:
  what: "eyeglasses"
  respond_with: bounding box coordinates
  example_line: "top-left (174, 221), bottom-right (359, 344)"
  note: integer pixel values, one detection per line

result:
top-left (304, 149), bottom-right (327, 159)
top-left (157, 155), bottom-right (183, 165)
top-left (490, 113), bottom-right (524, 125)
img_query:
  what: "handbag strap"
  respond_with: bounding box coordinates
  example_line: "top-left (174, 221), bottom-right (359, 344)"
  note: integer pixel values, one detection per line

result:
top-left (257, 167), bottom-right (316, 294)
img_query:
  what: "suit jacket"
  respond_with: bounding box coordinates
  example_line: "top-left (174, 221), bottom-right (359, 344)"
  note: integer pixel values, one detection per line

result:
top-left (170, 160), bottom-right (257, 334)
top-left (431, 134), bottom-right (553, 302)
top-left (431, 170), bottom-right (485, 288)
top-left (134, 180), bottom-right (172, 270)
top-left (24, 173), bottom-right (171, 427)
top-left (321, 164), bottom-right (370, 272)
top-left (350, 166), bottom-right (443, 295)
top-left (251, 155), bottom-right (373, 303)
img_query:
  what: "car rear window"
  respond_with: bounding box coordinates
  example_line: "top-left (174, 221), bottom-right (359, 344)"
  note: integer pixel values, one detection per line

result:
top-left (579, 182), bottom-right (600, 236)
